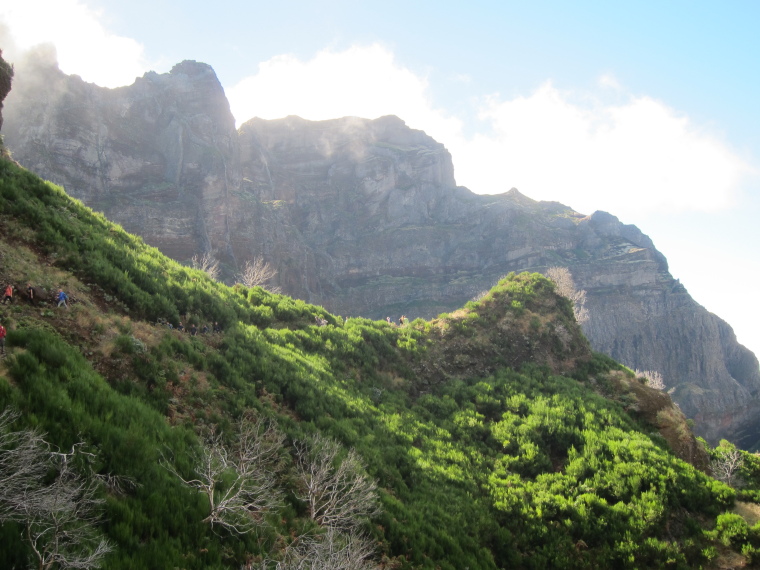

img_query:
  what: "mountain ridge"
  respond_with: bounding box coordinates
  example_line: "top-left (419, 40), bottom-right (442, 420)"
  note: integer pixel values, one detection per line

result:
top-left (3, 56), bottom-right (759, 448)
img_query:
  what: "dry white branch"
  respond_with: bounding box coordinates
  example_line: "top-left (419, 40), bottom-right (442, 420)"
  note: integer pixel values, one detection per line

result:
top-left (252, 527), bottom-right (378, 570)
top-left (635, 369), bottom-right (666, 391)
top-left (1, 409), bottom-right (113, 568)
top-left (0, 409), bottom-right (51, 523)
top-left (294, 434), bottom-right (380, 531)
top-left (94, 472), bottom-right (140, 496)
top-left (711, 441), bottom-right (745, 488)
top-left (21, 464), bottom-right (113, 570)
top-left (192, 252), bottom-right (221, 281)
top-left (471, 290), bottom-right (489, 303)
top-left (164, 413), bottom-right (285, 534)
top-left (546, 266), bottom-right (589, 324)
top-left (237, 257), bottom-right (281, 294)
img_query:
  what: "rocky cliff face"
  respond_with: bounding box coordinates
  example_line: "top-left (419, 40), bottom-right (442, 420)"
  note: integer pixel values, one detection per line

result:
top-left (0, 50), bottom-right (13, 136)
top-left (4, 58), bottom-right (760, 447)
top-left (3, 56), bottom-right (240, 263)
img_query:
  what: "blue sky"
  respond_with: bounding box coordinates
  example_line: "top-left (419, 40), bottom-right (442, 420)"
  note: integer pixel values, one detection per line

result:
top-left (1, 1), bottom-right (759, 363)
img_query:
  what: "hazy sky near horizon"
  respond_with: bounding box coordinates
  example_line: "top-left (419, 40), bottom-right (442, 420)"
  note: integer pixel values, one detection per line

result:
top-left (1, 1), bottom-right (759, 362)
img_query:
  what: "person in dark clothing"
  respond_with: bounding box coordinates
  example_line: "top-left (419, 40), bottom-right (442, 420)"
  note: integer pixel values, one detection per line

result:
top-left (213, 322), bottom-right (221, 333)
top-left (26, 284), bottom-right (35, 305)
top-left (0, 321), bottom-right (6, 356)
top-left (201, 324), bottom-right (209, 334)
top-left (177, 322), bottom-right (184, 332)
top-left (190, 323), bottom-right (197, 336)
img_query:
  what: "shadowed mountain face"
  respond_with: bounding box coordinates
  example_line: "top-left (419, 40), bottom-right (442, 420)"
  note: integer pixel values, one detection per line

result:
top-left (4, 58), bottom-right (759, 447)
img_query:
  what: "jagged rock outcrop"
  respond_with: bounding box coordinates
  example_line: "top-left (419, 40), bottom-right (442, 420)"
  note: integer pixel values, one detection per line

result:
top-left (3, 56), bottom-right (239, 264)
top-left (4, 58), bottom-right (760, 447)
top-left (0, 49), bottom-right (13, 138)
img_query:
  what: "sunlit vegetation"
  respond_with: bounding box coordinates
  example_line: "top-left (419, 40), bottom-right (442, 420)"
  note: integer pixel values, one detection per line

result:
top-left (2, 157), bottom-right (760, 568)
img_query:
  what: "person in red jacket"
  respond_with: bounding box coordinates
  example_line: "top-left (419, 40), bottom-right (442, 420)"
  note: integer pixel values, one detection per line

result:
top-left (2, 284), bottom-right (12, 305)
top-left (0, 322), bottom-right (6, 356)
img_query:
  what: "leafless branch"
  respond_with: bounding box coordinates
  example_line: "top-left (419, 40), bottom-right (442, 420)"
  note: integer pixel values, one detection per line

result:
top-left (294, 434), bottom-right (380, 531)
top-left (0, 408), bottom-right (51, 523)
top-left (635, 369), bottom-right (666, 391)
top-left (191, 252), bottom-right (221, 281)
top-left (710, 441), bottom-right (745, 488)
top-left (18, 450), bottom-right (112, 569)
top-left (0, 409), bottom-right (113, 568)
top-left (237, 257), bottom-right (281, 294)
top-left (290, 527), bottom-right (377, 569)
top-left (471, 290), bottom-right (489, 303)
top-left (546, 266), bottom-right (589, 324)
top-left (94, 472), bottom-right (140, 497)
top-left (252, 527), bottom-right (378, 570)
top-left (164, 413), bottom-right (285, 534)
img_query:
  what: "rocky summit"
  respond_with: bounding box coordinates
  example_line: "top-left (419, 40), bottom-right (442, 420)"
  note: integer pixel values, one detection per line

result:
top-left (4, 57), bottom-right (759, 447)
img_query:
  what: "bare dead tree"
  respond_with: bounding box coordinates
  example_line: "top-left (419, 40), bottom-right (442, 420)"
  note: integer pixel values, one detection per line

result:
top-left (0, 410), bottom-right (113, 570)
top-left (256, 526), bottom-right (378, 570)
top-left (546, 266), bottom-right (589, 324)
top-left (237, 257), bottom-right (281, 294)
top-left (635, 369), bottom-right (666, 391)
top-left (191, 252), bottom-right (221, 282)
top-left (164, 413), bottom-right (285, 534)
top-left (19, 460), bottom-right (113, 570)
top-left (470, 290), bottom-right (489, 303)
top-left (294, 434), bottom-right (380, 531)
top-left (0, 408), bottom-right (51, 523)
top-left (94, 472), bottom-right (140, 497)
top-left (710, 440), bottom-right (745, 488)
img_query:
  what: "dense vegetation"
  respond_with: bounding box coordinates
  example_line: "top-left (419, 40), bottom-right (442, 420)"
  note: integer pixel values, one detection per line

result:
top-left (2, 157), bottom-right (760, 568)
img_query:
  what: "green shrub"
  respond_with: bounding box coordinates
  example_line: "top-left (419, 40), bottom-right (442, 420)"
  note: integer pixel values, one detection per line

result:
top-left (714, 513), bottom-right (749, 546)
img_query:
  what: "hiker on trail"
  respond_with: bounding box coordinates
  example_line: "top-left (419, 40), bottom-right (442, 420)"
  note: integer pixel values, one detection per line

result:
top-left (213, 322), bottom-right (221, 333)
top-left (190, 323), bottom-right (197, 336)
top-left (177, 322), bottom-right (184, 332)
top-left (26, 284), bottom-right (35, 305)
top-left (56, 289), bottom-right (68, 308)
top-left (2, 284), bottom-right (13, 305)
top-left (201, 324), bottom-right (209, 334)
top-left (386, 316), bottom-right (391, 324)
top-left (0, 322), bottom-right (6, 356)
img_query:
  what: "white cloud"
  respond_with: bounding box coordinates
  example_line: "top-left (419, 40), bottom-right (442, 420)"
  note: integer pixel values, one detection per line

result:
top-left (451, 73), bottom-right (472, 84)
top-left (449, 82), bottom-right (753, 215)
top-left (227, 44), bottom-right (463, 146)
top-left (0, 0), bottom-right (148, 87)
top-left (598, 73), bottom-right (622, 90)
top-left (228, 47), bottom-right (752, 217)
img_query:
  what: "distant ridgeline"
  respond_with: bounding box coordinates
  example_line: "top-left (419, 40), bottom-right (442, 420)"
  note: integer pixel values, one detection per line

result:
top-left (3, 56), bottom-right (760, 450)
top-left (5, 158), bottom-right (760, 568)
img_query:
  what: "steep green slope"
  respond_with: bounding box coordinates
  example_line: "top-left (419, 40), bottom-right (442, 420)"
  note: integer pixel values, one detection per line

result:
top-left (0, 157), bottom-right (757, 568)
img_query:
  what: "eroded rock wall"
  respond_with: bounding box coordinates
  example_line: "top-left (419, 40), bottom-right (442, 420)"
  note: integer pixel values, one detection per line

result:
top-left (3, 57), bottom-right (239, 264)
